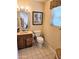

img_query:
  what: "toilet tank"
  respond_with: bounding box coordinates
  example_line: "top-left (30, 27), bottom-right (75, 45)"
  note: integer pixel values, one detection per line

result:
top-left (33, 30), bottom-right (41, 37)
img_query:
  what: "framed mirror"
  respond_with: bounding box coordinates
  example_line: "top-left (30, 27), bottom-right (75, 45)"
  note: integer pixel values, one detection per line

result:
top-left (17, 9), bottom-right (29, 31)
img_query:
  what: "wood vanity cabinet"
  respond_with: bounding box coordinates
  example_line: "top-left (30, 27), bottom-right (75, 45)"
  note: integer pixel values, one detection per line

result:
top-left (17, 34), bottom-right (33, 50)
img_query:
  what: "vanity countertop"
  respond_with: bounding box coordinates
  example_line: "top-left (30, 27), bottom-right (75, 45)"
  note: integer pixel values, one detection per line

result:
top-left (17, 31), bottom-right (33, 35)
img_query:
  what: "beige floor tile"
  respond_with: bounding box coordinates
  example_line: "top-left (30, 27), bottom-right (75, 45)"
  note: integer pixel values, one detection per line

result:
top-left (18, 45), bottom-right (55, 59)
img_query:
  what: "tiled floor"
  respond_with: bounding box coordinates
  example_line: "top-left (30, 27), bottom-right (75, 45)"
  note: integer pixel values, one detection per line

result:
top-left (18, 45), bottom-right (55, 59)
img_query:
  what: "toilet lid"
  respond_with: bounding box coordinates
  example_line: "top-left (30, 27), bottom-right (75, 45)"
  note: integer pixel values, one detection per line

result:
top-left (37, 37), bottom-right (44, 41)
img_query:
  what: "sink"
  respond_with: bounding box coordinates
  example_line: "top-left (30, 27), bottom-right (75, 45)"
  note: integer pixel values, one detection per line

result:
top-left (17, 31), bottom-right (33, 35)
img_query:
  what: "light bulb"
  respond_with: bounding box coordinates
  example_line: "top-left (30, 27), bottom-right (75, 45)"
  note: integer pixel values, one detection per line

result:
top-left (20, 6), bottom-right (24, 9)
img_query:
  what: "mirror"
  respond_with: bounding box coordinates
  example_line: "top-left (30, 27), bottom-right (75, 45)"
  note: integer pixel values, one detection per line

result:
top-left (17, 9), bottom-right (29, 31)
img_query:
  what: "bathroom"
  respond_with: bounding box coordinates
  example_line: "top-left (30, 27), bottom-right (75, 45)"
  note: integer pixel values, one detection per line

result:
top-left (17, 0), bottom-right (61, 59)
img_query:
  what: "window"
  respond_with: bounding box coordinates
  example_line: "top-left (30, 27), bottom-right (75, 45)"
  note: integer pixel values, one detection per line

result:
top-left (51, 6), bottom-right (61, 28)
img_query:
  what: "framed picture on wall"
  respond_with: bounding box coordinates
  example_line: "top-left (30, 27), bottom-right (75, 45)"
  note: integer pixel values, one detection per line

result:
top-left (32, 11), bottom-right (43, 25)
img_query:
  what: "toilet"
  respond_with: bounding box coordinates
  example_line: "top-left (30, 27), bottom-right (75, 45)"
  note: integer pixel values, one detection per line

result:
top-left (33, 30), bottom-right (44, 48)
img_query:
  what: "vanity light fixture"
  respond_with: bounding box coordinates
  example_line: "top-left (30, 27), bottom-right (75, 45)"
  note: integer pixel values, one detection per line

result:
top-left (17, 4), bottom-right (31, 12)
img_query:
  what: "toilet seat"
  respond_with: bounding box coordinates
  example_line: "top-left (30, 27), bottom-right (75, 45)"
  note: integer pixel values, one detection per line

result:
top-left (37, 37), bottom-right (44, 43)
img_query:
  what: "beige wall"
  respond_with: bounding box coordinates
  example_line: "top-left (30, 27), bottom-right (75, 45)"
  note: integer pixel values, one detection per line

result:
top-left (43, 1), bottom-right (61, 49)
top-left (17, 0), bottom-right (44, 31)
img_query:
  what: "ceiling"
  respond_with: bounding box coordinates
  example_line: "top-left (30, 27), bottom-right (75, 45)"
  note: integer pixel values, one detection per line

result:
top-left (33, 0), bottom-right (49, 2)
top-left (17, 0), bottom-right (52, 4)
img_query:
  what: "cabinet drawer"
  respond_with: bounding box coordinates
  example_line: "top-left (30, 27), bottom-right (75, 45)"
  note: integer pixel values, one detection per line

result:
top-left (23, 34), bottom-right (32, 38)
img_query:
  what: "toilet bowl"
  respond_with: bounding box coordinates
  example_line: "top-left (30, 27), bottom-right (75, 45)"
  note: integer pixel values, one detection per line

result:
top-left (33, 30), bottom-right (44, 48)
top-left (37, 37), bottom-right (44, 48)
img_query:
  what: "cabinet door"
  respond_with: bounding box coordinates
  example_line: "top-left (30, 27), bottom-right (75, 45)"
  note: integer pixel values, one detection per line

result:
top-left (26, 38), bottom-right (32, 47)
top-left (17, 36), bottom-right (25, 49)
top-left (24, 34), bottom-right (33, 47)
